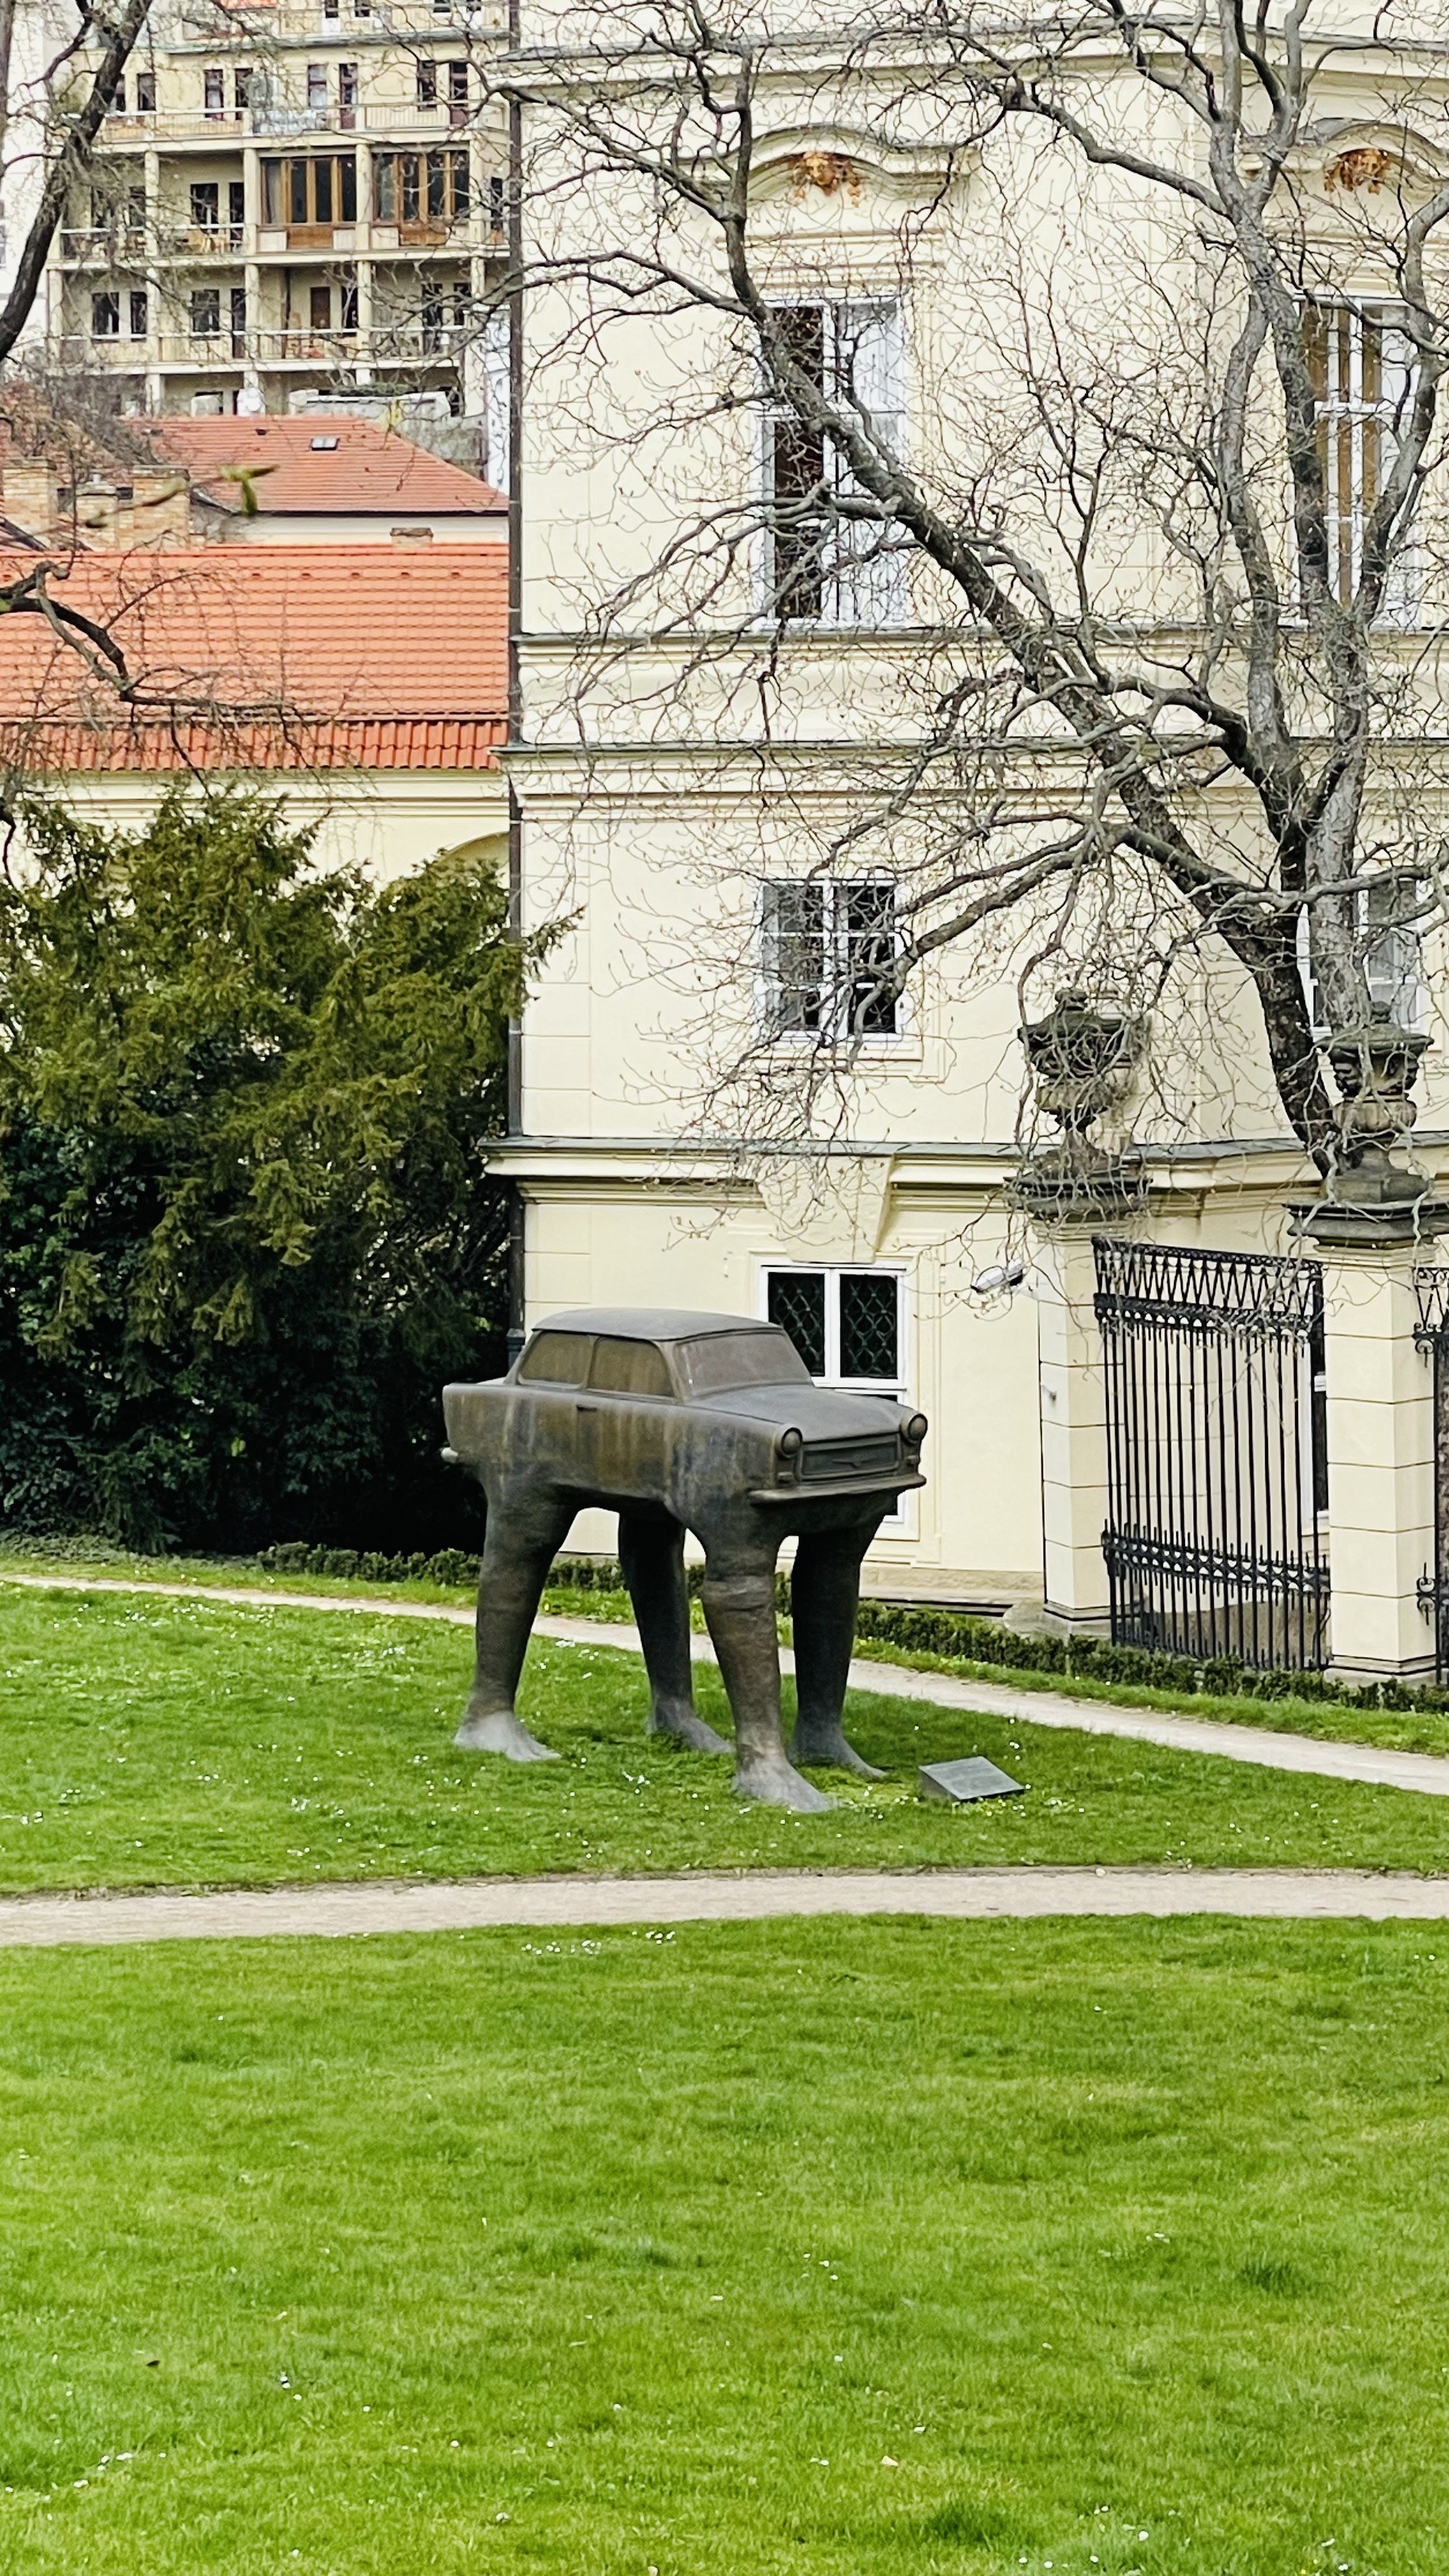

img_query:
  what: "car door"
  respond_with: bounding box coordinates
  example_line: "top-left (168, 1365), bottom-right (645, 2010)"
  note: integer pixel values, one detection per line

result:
top-left (579, 1335), bottom-right (676, 1499)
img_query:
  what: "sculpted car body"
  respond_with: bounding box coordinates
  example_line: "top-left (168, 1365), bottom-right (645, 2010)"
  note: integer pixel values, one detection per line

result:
top-left (443, 1308), bottom-right (928, 1810)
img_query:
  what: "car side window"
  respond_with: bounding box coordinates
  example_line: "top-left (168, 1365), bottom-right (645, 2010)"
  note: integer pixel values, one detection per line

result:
top-left (517, 1331), bottom-right (594, 1384)
top-left (589, 1336), bottom-right (674, 1397)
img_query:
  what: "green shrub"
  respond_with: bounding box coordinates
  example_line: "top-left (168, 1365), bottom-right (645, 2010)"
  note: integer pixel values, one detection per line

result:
top-left (0, 790), bottom-right (554, 1555)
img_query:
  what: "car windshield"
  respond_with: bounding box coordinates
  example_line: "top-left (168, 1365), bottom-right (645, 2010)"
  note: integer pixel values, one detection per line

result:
top-left (679, 1330), bottom-right (811, 1393)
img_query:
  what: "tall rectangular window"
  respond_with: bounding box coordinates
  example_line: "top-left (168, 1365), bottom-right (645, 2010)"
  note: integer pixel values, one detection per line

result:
top-left (763, 1269), bottom-right (903, 1390)
top-left (128, 287), bottom-right (148, 337)
top-left (1304, 301), bottom-right (1415, 611)
top-left (1362, 872), bottom-right (1429, 1030)
top-left (760, 877), bottom-right (901, 1041)
top-left (190, 180), bottom-right (219, 232)
top-left (307, 61), bottom-right (328, 111)
top-left (134, 69), bottom-right (156, 112)
top-left (234, 65), bottom-right (250, 109)
top-left (91, 290), bottom-right (120, 337)
top-left (203, 65), bottom-right (224, 114)
top-left (338, 62), bottom-right (356, 125)
top-left (417, 57), bottom-right (438, 104)
top-left (447, 59), bottom-right (469, 123)
top-left (190, 286), bottom-right (221, 335)
top-left (229, 284), bottom-right (247, 354)
top-left (762, 298), bottom-right (906, 625)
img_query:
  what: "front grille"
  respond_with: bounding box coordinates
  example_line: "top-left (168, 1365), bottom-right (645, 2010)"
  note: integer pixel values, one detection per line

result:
top-left (799, 1433), bottom-right (899, 1482)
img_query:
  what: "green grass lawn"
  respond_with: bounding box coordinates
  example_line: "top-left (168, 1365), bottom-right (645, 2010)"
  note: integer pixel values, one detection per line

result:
top-left (1, 1583), bottom-right (1448, 1890)
top-left (12, 1544), bottom-right (1449, 1759)
top-left (0, 1916), bottom-right (1445, 2573)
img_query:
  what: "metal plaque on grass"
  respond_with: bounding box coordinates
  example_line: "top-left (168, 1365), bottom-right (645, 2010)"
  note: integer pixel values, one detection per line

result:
top-left (918, 1756), bottom-right (1025, 1804)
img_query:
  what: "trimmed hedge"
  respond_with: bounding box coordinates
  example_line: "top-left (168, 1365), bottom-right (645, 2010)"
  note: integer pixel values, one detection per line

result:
top-left (850, 1597), bottom-right (1449, 1715)
top-left (256, 1541), bottom-right (484, 1589)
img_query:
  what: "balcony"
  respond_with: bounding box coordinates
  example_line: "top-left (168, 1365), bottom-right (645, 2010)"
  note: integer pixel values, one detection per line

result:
top-left (58, 224), bottom-right (149, 263)
top-left (101, 107), bottom-right (250, 143)
top-left (57, 323), bottom-right (471, 370)
top-left (159, 222), bottom-right (247, 256)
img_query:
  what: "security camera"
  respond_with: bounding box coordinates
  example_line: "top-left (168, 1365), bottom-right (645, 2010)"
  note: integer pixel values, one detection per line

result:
top-left (970, 1259), bottom-right (1027, 1297)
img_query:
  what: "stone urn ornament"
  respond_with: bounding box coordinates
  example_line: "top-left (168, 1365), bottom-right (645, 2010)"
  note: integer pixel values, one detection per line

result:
top-left (1298, 1020), bottom-right (1449, 1243)
top-left (1013, 986), bottom-right (1147, 1220)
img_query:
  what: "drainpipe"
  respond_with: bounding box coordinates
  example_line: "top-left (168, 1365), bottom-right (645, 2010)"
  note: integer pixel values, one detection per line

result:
top-left (503, 0), bottom-right (526, 1367)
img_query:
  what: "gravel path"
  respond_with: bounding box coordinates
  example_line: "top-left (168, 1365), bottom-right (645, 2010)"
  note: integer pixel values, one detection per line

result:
top-left (1, 1867), bottom-right (1448, 1947)
top-left (6, 1568), bottom-right (1445, 1803)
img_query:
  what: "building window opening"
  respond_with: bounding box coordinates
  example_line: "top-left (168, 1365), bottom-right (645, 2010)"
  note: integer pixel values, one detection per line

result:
top-left (764, 1268), bottom-right (903, 1388)
top-left (760, 877), bottom-right (902, 1041)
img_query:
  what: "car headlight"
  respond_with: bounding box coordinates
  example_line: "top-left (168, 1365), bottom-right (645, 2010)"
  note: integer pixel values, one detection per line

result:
top-left (778, 1427), bottom-right (803, 1455)
top-left (905, 1413), bottom-right (928, 1446)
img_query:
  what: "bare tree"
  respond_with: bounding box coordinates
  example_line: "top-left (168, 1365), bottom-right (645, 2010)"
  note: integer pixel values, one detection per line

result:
top-left (495, 0), bottom-right (1449, 1188)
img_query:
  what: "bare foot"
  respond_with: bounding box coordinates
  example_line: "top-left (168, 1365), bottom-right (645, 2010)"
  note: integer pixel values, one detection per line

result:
top-left (732, 1758), bottom-right (833, 1813)
top-left (454, 1708), bottom-right (560, 1761)
top-left (648, 1704), bottom-right (732, 1755)
top-left (790, 1725), bottom-right (885, 1780)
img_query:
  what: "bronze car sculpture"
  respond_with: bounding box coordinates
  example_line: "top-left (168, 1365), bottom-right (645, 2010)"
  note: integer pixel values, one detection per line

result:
top-left (443, 1308), bottom-right (928, 1812)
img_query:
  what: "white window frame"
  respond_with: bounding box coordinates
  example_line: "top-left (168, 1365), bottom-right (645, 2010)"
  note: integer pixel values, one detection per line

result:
top-left (759, 295), bottom-right (908, 628)
top-left (758, 1261), bottom-right (915, 1531)
top-left (1305, 298), bottom-right (1420, 623)
top-left (756, 875), bottom-right (907, 1048)
top-left (1296, 870), bottom-right (1430, 1038)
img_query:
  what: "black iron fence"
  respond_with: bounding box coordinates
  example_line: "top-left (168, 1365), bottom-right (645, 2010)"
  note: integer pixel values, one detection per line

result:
top-left (1094, 1239), bottom-right (1330, 1669)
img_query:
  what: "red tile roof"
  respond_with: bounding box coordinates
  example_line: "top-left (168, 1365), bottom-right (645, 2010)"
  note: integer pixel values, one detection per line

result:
top-left (143, 416), bottom-right (507, 518)
top-left (0, 545), bottom-right (507, 774)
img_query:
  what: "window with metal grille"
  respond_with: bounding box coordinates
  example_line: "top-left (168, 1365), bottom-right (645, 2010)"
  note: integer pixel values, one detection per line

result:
top-left (760, 878), bottom-right (901, 1041)
top-left (1303, 300), bottom-right (1416, 613)
top-left (764, 1268), bottom-right (903, 1388)
top-left (762, 298), bottom-right (906, 625)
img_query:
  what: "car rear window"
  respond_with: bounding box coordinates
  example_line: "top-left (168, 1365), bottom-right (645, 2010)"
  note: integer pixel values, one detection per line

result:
top-left (589, 1336), bottom-right (673, 1397)
top-left (679, 1331), bottom-right (811, 1393)
top-left (517, 1331), bottom-right (593, 1384)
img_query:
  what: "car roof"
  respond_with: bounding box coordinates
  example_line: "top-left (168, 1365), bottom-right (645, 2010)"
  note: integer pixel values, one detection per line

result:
top-left (530, 1308), bottom-right (783, 1343)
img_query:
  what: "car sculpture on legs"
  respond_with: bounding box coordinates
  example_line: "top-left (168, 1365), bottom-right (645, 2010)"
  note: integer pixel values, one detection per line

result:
top-left (443, 1308), bottom-right (928, 1811)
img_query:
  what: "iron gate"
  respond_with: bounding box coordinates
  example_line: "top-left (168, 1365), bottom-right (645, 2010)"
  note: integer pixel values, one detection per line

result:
top-left (1414, 1268), bottom-right (1449, 1682)
top-left (1094, 1239), bottom-right (1330, 1669)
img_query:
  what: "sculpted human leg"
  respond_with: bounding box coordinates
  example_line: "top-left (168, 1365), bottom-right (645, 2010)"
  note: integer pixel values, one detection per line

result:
top-left (788, 1515), bottom-right (885, 1777)
top-left (618, 1505), bottom-right (730, 1754)
top-left (455, 1484), bottom-right (575, 1759)
top-left (696, 1510), bottom-right (831, 1813)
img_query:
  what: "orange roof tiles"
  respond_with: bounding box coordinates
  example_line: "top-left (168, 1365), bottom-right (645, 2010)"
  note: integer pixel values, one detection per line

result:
top-left (144, 415), bottom-right (507, 518)
top-left (0, 544), bottom-right (508, 774)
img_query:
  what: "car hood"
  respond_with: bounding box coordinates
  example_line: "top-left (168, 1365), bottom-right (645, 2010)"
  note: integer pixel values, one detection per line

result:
top-left (694, 1383), bottom-right (904, 1436)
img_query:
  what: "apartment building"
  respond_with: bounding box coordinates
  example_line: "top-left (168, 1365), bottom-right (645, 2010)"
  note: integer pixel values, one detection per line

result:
top-left (40, 0), bottom-right (508, 452)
